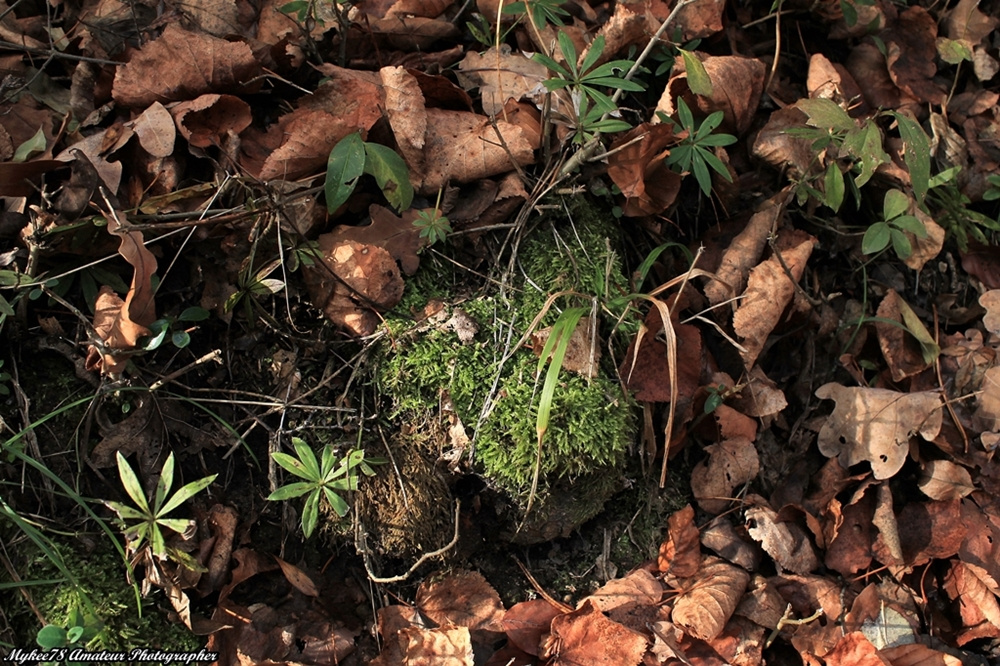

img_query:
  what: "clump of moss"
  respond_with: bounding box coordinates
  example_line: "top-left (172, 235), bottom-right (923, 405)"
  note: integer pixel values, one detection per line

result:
top-left (375, 198), bottom-right (640, 538)
top-left (1, 540), bottom-right (201, 653)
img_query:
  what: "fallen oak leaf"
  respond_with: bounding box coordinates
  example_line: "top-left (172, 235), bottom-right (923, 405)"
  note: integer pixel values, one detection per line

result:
top-left (671, 556), bottom-right (750, 642)
top-left (815, 383), bottom-right (943, 480)
top-left (543, 599), bottom-right (647, 665)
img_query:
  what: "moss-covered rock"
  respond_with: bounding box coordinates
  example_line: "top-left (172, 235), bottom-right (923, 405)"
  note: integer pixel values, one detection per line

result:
top-left (371, 199), bottom-right (641, 546)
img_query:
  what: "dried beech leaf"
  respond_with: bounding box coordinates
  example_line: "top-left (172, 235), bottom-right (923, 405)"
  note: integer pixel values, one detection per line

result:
top-left (587, 568), bottom-right (661, 614)
top-left (980, 290), bottom-right (1000, 336)
top-left (273, 556), bottom-right (319, 597)
top-left (380, 66), bottom-right (427, 176)
top-left (171, 94), bottom-right (252, 148)
top-left (732, 230), bottom-right (817, 368)
top-left (113, 25), bottom-right (260, 108)
top-left (131, 101), bottom-right (175, 158)
top-left (918, 460), bottom-right (974, 500)
top-left (691, 438), bottom-right (760, 514)
top-left (880, 642), bottom-right (963, 665)
top-left (824, 631), bottom-right (891, 665)
top-left (400, 626), bottom-right (474, 665)
top-left (503, 600), bottom-right (562, 656)
top-left (531, 319), bottom-right (600, 379)
top-left (456, 48), bottom-right (548, 116)
top-left (658, 504), bottom-right (701, 577)
top-left (672, 557), bottom-right (750, 641)
top-left (416, 570), bottom-right (505, 632)
top-left (815, 384), bottom-right (943, 480)
top-left (606, 123), bottom-right (681, 217)
top-left (875, 289), bottom-right (933, 381)
top-left (745, 504), bottom-right (820, 574)
top-left (543, 599), bottom-right (647, 666)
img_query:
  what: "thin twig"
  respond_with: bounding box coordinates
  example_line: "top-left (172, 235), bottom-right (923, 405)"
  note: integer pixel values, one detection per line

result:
top-left (360, 501), bottom-right (461, 584)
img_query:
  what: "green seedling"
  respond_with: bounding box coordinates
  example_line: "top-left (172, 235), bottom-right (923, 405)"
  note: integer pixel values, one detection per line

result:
top-left (142, 307), bottom-right (210, 351)
top-left (663, 97), bottom-right (736, 197)
top-left (325, 132), bottom-right (414, 214)
top-left (502, 0), bottom-right (568, 29)
top-left (104, 452), bottom-right (217, 560)
top-left (862, 189), bottom-right (927, 259)
top-left (267, 439), bottom-right (386, 538)
top-left (413, 189), bottom-right (452, 247)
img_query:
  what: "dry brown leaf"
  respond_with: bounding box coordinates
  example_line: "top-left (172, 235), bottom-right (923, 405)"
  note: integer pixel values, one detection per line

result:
top-left (456, 48), bottom-right (549, 117)
top-left (543, 599), bottom-right (647, 665)
top-left (902, 211), bottom-right (945, 272)
top-left (418, 108), bottom-right (534, 193)
top-left (815, 383), bottom-right (943, 480)
top-left (303, 69), bottom-right (385, 131)
top-left (416, 570), bottom-right (505, 632)
top-left (303, 240), bottom-right (404, 336)
top-left (400, 626), bottom-right (474, 664)
top-left (204, 505), bottom-right (238, 594)
top-left (0, 160), bottom-right (67, 197)
top-left (730, 366), bottom-right (787, 418)
top-left (384, 0), bottom-right (454, 19)
top-left (973, 365), bottom-right (1000, 433)
top-left (658, 504), bottom-right (701, 577)
top-left (701, 516), bottom-right (762, 572)
top-left (824, 632), bottom-right (891, 665)
top-left (944, 560), bottom-right (1000, 633)
top-left (824, 488), bottom-right (875, 576)
top-left (807, 53), bottom-right (864, 108)
top-left (656, 55), bottom-right (766, 136)
top-left (181, 0), bottom-right (240, 36)
top-left (503, 600), bottom-right (562, 656)
top-left (113, 24), bottom-right (261, 108)
top-left (874, 289), bottom-right (932, 381)
top-left (746, 504), bottom-right (820, 574)
top-left (171, 94), bottom-right (252, 148)
top-left (883, 7), bottom-right (947, 105)
top-left (258, 109), bottom-right (358, 181)
top-left (877, 500), bottom-right (965, 567)
top-left (672, 556), bottom-right (750, 641)
top-left (273, 556), bottom-right (319, 597)
top-left (531, 319), bottom-right (600, 379)
top-left (324, 204), bottom-right (426, 276)
top-left (368, 15), bottom-right (460, 50)
top-left (620, 307), bottom-right (702, 412)
top-left (918, 460), bottom-right (974, 500)
top-left (131, 101), bottom-right (175, 158)
top-left (735, 576), bottom-right (787, 629)
top-left (583, 4), bottom-right (646, 67)
top-left (752, 106), bottom-right (822, 181)
top-left (606, 122), bottom-right (681, 217)
top-left (89, 398), bottom-right (163, 467)
top-left (86, 211), bottom-right (158, 374)
top-left (979, 290), bottom-right (1000, 335)
top-left (381, 66), bottom-right (427, 177)
top-left (586, 568), bottom-right (661, 615)
top-left (946, 0), bottom-right (998, 45)
top-left (732, 229), bottom-right (817, 368)
top-left (691, 437), bottom-right (760, 515)
top-left (880, 643), bottom-right (963, 666)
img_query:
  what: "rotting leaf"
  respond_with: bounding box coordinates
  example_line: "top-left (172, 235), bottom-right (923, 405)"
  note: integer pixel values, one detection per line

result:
top-left (672, 556), bottom-right (750, 641)
top-left (815, 384), bottom-right (943, 480)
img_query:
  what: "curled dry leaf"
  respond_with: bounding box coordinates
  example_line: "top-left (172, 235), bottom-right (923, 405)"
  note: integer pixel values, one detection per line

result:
top-left (456, 48), bottom-right (549, 117)
top-left (732, 229), bottom-right (817, 368)
top-left (416, 570), bottom-right (505, 633)
top-left (543, 599), bottom-right (647, 666)
top-left (324, 204), bottom-right (426, 276)
top-left (672, 556), bottom-right (750, 641)
top-left (730, 366), bottom-right (787, 418)
top-left (113, 24), bottom-right (261, 108)
top-left (258, 109), bottom-right (358, 181)
top-left (418, 108), bottom-right (534, 193)
top-left (303, 240), bottom-right (404, 336)
top-left (944, 560), bottom-right (1000, 638)
top-left (171, 94), bottom-right (252, 148)
top-left (946, 0), bottom-right (999, 45)
top-left (368, 15), bottom-right (460, 51)
top-left (658, 504), bottom-right (701, 577)
top-left (655, 55), bottom-right (766, 135)
top-left (979, 290), bottom-right (1000, 335)
top-left (815, 383), bottom-right (943, 480)
top-left (745, 504), bottom-right (821, 574)
top-left (380, 66), bottom-right (426, 176)
top-left (606, 123), bottom-right (681, 217)
top-left (691, 437), bottom-right (760, 515)
top-left (586, 568), bottom-right (661, 618)
top-left (918, 460), bottom-right (974, 500)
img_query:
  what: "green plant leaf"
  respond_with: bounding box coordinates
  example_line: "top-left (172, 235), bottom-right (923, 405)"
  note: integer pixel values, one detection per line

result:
top-left (66, 625), bottom-right (85, 644)
top-left (890, 111), bottom-right (930, 206)
top-left (896, 294), bottom-right (940, 364)
top-left (936, 38), bottom-right (973, 64)
top-left (891, 215), bottom-right (927, 238)
top-left (796, 98), bottom-right (855, 133)
top-left (325, 132), bottom-right (366, 214)
top-left (557, 31), bottom-right (578, 77)
top-left (699, 147), bottom-right (733, 181)
top-left (536, 307), bottom-right (589, 440)
top-left (824, 163), bottom-right (845, 212)
top-left (153, 452), bottom-right (176, 514)
top-left (842, 122), bottom-right (888, 187)
top-left (301, 490), bottom-right (321, 538)
top-left (323, 486), bottom-right (351, 517)
top-left (158, 473), bottom-right (217, 516)
top-left (115, 452), bottom-right (151, 514)
top-left (675, 96), bottom-right (695, 131)
top-left (150, 523), bottom-right (166, 557)
top-left (363, 143), bottom-right (414, 212)
top-left (178, 306), bottom-right (210, 322)
top-left (691, 149), bottom-right (713, 196)
top-left (171, 330), bottom-right (191, 348)
top-left (862, 222), bottom-right (891, 254)
top-left (36, 625), bottom-right (67, 649)
top-left (890, 228), bottom-right (912, 259)
top-left (320, 445), bottom-right (336, 477)
top-left (267, 481), bottom-right (316, 500)
top-left (292, 438), bottom-right (321, 478)
top-left (679, 49), bottom-right (712, 96)
top-left (14, 127), bottom-right (46, 162)
top-left (883, 189), bottom-right (910, 221)
top-left (156, 518), bottom-right (193, 534)
top-left (103, 501), bottom-right (147, 521)
top-left (578, 35), bottom-right (605, 76)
